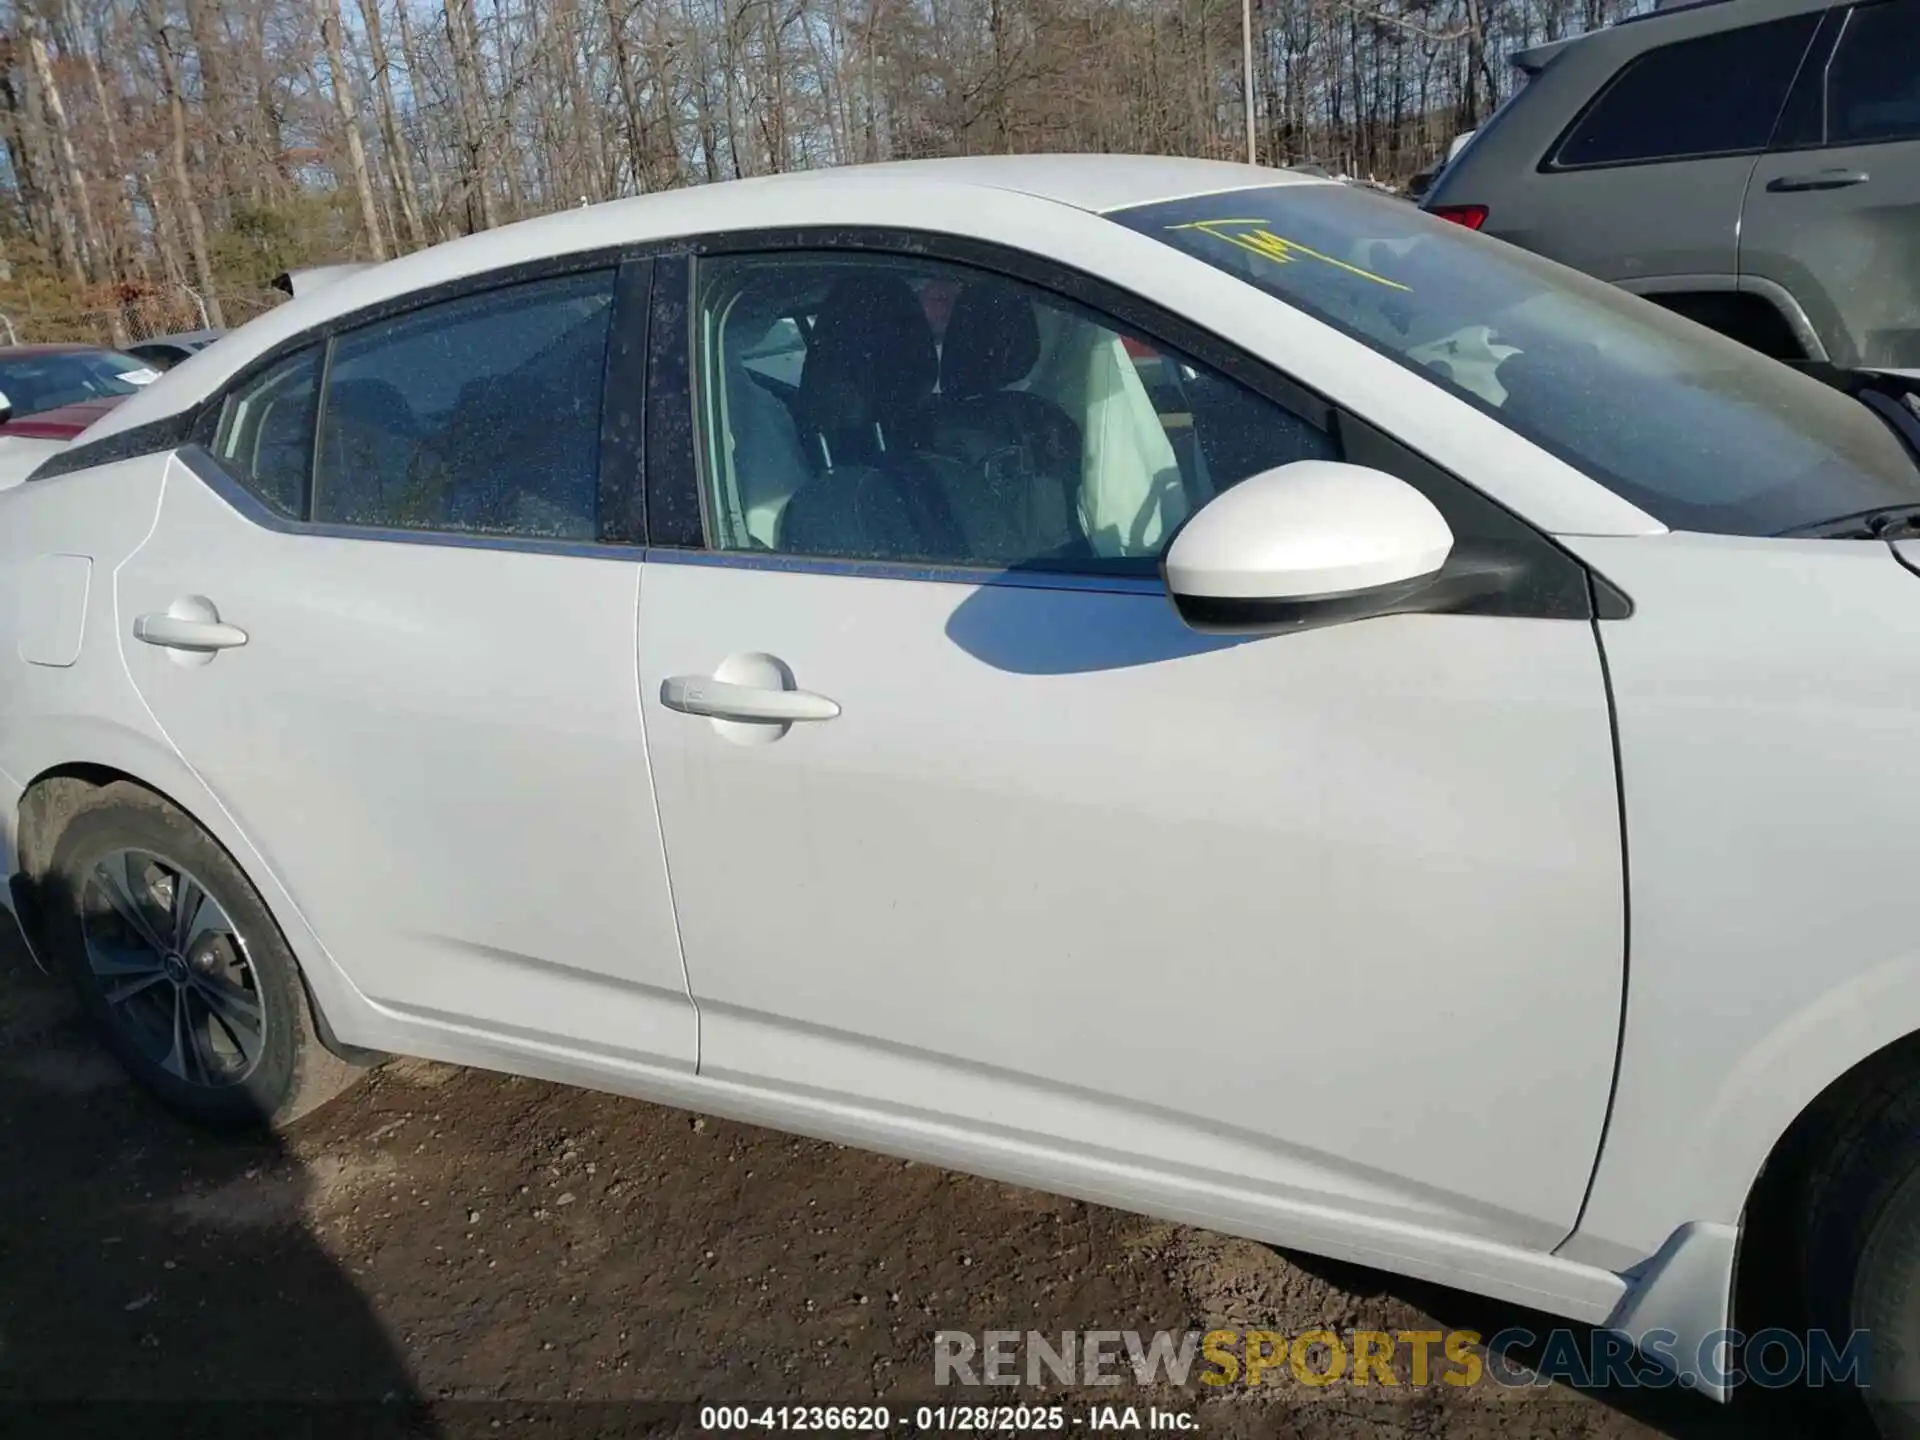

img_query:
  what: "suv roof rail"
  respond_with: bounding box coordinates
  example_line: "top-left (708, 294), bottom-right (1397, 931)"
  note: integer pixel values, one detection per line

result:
top-left (1620, 0), bottom-right (1744, 23)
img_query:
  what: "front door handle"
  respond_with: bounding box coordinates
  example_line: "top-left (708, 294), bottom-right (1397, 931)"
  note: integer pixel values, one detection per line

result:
top-left (1767, 169), bottom-right (1870, 193)
top-left (133, 613), bottom-right (249, 652)
top-left (660, 675), bottom-right (840, 723)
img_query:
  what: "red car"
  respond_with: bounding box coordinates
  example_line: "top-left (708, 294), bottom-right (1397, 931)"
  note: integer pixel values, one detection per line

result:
top-left (0, 343), bottom-right (159, 487)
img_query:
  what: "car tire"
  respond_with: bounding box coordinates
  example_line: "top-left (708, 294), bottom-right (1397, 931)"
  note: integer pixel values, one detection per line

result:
top-left (44, 781), bottom-right (363, 1130)
top-left (1800, 1066), bottom-right (1920, 1437)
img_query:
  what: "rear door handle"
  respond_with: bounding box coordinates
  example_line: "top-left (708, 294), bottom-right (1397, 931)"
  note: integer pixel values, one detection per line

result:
top-left (660, 676), bottom-right (840, 723)
top-left (1767, 169), bottom-right (1870, 193)
top-left (133, 614), bottom-right (249, 652)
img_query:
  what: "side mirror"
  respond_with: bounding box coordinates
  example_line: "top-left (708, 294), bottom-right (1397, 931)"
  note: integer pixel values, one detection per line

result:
top-left (1163, 460), bottom-right (1454, 633)
top-left (0, 389), bottom-right (13, 425)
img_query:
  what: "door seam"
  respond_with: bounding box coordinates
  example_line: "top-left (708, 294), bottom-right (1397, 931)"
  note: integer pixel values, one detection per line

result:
top-left (632, 561), bottom-right (703, 1070)
top-left (1556, 603), bottom-right (1632, 1254)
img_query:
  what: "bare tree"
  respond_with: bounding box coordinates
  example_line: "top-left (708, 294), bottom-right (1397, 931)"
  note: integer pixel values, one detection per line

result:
top-left (19, 4), bottom-right (100, 283)
top-left (0, 0), bottom-right (1651, 318)
top-left (139, 0), bottom-right (225, 323)
top-left (358, 0), bottom-right (430, 245)
top-left (317, 0), bottom-right (390, 257)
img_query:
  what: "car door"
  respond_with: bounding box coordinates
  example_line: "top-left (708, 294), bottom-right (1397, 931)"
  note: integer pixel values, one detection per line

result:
top-left (636, 243), bottom-right (1626, 1251)
top-left (116, 261), bottom-right (697, 1068)
top-left (1742, 0), bottom-right (1920, 370)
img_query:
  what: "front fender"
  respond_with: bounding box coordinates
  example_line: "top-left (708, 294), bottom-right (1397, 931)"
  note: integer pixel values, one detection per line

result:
top-left (1558, 531), bottom-right (1920, 1269)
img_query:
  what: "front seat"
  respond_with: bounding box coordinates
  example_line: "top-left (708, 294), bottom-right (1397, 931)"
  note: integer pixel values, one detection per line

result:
top-left (920, 282), bottom-right (1084, 564)
top-left (780, 276), bottom-right (955, 560)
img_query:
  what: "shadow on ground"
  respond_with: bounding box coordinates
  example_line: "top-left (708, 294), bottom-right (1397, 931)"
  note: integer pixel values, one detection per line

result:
top-left (0, 922), bottom-right (430, 1437)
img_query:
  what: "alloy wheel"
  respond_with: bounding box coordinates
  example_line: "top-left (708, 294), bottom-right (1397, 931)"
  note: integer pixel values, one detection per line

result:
top-left (81, 848), bottom-right (266, 1087)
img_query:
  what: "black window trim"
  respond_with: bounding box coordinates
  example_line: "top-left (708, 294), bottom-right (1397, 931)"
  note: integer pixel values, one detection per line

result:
top-left (644, 251), bottom-right (703, 549)
top-left (1536, 14), bottom-right (1824, 174)
top-left (649, 224), bottom-right (1614, 621)
top-left (305, 329), bottom-right (338, 519)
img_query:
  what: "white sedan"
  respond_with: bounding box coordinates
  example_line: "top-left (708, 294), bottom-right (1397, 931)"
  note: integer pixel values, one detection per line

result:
top-left (5, 154), bottom-right (1920, 1423)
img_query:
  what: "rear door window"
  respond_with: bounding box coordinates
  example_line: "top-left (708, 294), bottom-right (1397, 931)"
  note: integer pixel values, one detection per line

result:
top-left (1827, 0), bottom-right (1920, 145)
top-left (1550, 14), bottom-right (1821, 168)
top-left (312, 270), bottom-right (616, 540)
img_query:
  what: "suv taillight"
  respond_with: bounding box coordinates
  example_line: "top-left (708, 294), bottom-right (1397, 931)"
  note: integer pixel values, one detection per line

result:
top-left (1430, 204), bottom-right (1490, 230)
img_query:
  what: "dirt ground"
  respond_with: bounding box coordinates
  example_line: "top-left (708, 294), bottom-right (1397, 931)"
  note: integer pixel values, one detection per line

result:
top-left (0, 926), bottom-right (1840, 1440)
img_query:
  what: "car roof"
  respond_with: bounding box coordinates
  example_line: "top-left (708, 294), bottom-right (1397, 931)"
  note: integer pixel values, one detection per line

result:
top-left (1511, 0), bottom-right (1838, 70)
top-left (756, 154), bottom-right (1323, 213)
top-left (88, 156), bottom-right (1332, 445)
top-left (137, 330), bottom-right (224, 348)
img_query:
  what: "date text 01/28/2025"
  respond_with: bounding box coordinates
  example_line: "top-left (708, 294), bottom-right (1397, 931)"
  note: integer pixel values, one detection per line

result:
top-left (698, 1406), bottom-right (1200, 1432)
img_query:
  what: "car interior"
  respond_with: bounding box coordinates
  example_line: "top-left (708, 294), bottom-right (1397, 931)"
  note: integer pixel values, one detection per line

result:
top-left (697, 257), bottom-right (1333, 569)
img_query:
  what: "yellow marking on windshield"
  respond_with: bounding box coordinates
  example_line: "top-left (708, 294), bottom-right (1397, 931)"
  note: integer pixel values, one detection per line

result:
top-left (1169, 219), bottom-right (1411, 292)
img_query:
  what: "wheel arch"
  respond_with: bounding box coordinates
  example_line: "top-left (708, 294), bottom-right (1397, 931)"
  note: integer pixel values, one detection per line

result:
top-left (1616, 277), bottom-right (1822, 362)
top-left (1734, 1027), bottom-right (1920, 1333)
top-left (12, 745), bottom-right (380, 1065)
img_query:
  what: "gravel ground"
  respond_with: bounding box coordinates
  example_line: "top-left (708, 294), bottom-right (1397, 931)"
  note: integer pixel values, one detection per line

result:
top-left (0, 926), bottom-right (1843, 1439)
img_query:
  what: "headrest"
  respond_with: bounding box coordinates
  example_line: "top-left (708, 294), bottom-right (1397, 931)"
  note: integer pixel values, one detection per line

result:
top-left (940, 283), bottom-right (1040, 398)
top-left (323, 377), bottom-right (416, 435)
top-left (797, 275), bottom-right (937, 437)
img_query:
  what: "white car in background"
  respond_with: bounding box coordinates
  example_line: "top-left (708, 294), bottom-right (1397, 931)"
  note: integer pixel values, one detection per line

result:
top-left (4, 155), bottom-right (1920, 1429)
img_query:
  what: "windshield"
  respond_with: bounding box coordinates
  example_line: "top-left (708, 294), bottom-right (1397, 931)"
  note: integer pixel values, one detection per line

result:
top-left (1111, 184), bottom-right (1920, 537)
top-left (0, 350), bottom-right (155, 418)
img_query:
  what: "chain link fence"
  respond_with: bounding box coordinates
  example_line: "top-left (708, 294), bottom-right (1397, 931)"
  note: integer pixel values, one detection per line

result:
top-left (0, 286), bottom-right (286, 349)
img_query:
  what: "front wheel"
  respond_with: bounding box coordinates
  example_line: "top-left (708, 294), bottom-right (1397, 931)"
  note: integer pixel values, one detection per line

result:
top-left (45, 782), bottom-right (362, 1129)
top-left (1800, 1066), bottom-right (1920, 1437)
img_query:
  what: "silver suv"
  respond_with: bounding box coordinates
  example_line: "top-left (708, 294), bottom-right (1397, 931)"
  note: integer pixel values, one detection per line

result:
top-left (1423, 0), bottom-right (1920, 375)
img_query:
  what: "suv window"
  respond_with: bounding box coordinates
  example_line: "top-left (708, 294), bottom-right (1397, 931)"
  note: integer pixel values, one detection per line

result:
top-left (691, 252), bottom-right (1335, 569)
top-left (1551, 14), bottom-right (1820, 168)
top-left (1829, 0), bottom-right (1920, 145)
top-left (1115, 183), bottom-right (1920, 537)
top-left (212, 346), bottom-right (322, 518)
top-left (313, 270), bottom-right (616, 539)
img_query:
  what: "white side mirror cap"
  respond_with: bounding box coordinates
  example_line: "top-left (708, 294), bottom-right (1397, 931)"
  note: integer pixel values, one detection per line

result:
top-left (1164, 460), bottom-right (1454, 630)
top-left (0, 389), bottom-right (13, 425)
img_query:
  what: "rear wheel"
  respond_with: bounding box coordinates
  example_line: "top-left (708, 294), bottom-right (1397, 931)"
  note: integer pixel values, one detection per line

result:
top-left (45, 783), bottom-right (362, 1129)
